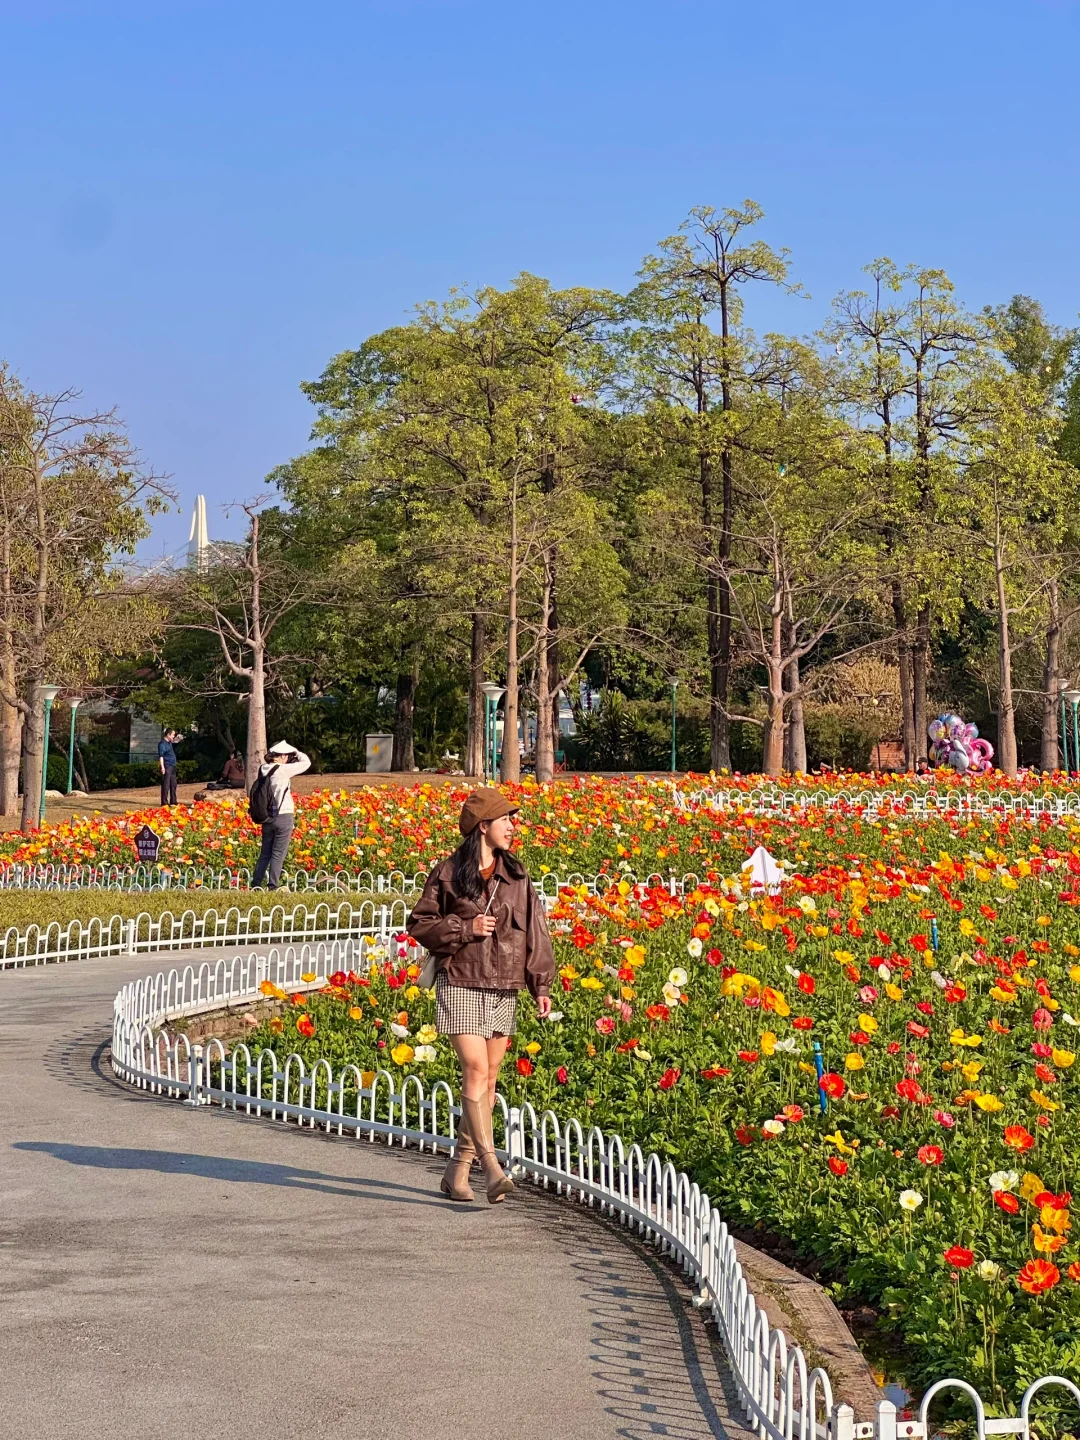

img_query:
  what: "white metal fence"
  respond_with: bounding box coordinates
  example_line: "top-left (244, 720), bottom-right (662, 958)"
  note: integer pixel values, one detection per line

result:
top-left (0, 898), bottom-right (411, 971)
top-left (0, 861), bottom-right (702, 900)
top-left (676, 786), bottom-right (1080, 822)
top-left (0, 862), bottom-right (426, 894)
top-left (111, 944), bottom-right (1080, 1440)
top-left (0, 870), bottom-right (705, 971)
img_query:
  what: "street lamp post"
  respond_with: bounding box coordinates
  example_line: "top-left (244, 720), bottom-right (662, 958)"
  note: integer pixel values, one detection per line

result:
top-left (480, 682), bottom-right (506, 781)
top-left (669, 678), bottom-right (679, 774)
top-left (38, 684), bottom-right (61, 825)
top-left (66, 697), bottom-right (82, 794)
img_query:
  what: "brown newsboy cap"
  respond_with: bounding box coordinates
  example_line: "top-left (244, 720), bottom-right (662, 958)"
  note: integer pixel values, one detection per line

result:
top-left (459, 787), bottom-right (519, 836)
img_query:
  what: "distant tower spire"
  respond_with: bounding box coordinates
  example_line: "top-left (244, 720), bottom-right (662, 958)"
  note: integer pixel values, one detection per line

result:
top-left (187, 494), bottom-right (209, 573)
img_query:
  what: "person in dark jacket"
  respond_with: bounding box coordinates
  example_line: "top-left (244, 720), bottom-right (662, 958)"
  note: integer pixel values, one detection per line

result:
top-left (158, 730), bottom-right (180, 806)
top-left (206, 750), bottom-right (246, 791)
top-left (407, 787), bottom-right (554, 1204)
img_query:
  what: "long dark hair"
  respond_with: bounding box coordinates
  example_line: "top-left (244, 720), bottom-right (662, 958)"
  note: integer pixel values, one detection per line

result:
top-left (450, 825), bottom-right (525, 902)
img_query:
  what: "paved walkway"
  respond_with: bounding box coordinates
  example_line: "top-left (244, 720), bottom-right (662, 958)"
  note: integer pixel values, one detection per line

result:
top-left (0, 951), bottom-right (755, 1440)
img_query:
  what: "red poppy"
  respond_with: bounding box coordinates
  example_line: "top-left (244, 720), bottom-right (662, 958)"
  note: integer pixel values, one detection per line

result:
top-left (658, 1067), bottom-right (680, 1091)
top-left (1031, 1042), bottom-right (1053, 1058)
top-left (1004, 1125), bottom-right (1035, 1152)
top-left (735, 1125), bottom-right (755, 1146)
top-left (828, 1157), bottom-right (849, 1176)
top-left (887, 1041), bottom-right (902, 1055)
top-left (616, 1038), bottom-right (640, 1053)
top-left (1017, 1259), bottom-right (1060, 1294)
top-left (918, 1145), bottom-right (944, 1166)
top-left (296, 1014), bottom-right (316, 1038)
top-left (792, 1016), bottom-right (814, 1030)
top-left (516, 1056), bottom-right (533, 1077)
top-left (907, 1022), bottom-right (931, 1039)
top-left (916, 1001), bottom-right (934, 1016)
top-left (782, 1105), bottom-right (805, 1123)
top-left (329, 970), bottom-right (348, 986)
top-left (1035, 1063), bottom-right (1058, 1084)
top-left (911, 934), bottom-right (929, 953)
top-left (701, 1066), bottom-right (731, 1080)
top-left (944, 985), bottom-right (966, 1003)
top-left (556, 1066), bottom-right (569, 1085)
top-left (881, 1105), bottom-right (901, 1120)
top-left (645, 1003), bottom-right (671, 1022)
top-left (943, 1246), bottom-right (974, 1269)
top-left (737, 1050), bottom-right (760, 1064)
top-left (797, 972), bottom-right (816, 995)
top-left (993, 1189), bottom-right (1020, 1214)
top-left (705, 948), bottom-right (723, 966)
top-left (819, 1072), bottom-right (846, 1099)
top-left (1068, 1262), bottom-right (1080, 1283)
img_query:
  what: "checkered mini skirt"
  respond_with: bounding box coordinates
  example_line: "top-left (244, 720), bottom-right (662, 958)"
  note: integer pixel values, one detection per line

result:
top-left (435, 972), bottom-right (518, 1038)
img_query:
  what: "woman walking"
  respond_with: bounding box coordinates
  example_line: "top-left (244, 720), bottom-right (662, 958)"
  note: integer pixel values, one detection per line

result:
top-left (407, 788), bottom-right (554, 1204)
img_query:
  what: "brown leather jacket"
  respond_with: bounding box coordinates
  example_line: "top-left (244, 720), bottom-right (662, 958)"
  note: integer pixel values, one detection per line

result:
top-left (406, 851), bottom-right (555, 1000)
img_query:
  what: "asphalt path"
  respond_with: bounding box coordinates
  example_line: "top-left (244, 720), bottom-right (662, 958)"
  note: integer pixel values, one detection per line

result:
top-left (0, 950), bottom-right (755, 1440)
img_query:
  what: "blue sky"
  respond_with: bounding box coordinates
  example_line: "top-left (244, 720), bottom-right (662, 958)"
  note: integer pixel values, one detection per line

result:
top-left (2, 0), bottom-right (1077, 556)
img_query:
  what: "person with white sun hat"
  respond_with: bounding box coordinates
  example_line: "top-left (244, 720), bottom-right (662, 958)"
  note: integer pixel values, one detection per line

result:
top-left (250, 740), bottom-right (311, 888)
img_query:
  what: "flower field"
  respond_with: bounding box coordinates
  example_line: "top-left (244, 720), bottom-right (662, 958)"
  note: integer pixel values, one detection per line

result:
top-left (6, 770), bottom-right (1080, 880)
top-left (241, 805), bottom-right (1080, 1405)
top-left (14, 773), bottom-right (1080, 1401)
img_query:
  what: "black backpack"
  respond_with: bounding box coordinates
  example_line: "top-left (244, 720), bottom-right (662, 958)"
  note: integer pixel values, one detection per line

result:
top-left (248, 768), bottom-right (279, 823)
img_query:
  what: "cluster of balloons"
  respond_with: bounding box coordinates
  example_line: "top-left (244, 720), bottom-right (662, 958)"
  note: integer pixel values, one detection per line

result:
top-left (927, 713), bottom-right (995, 774)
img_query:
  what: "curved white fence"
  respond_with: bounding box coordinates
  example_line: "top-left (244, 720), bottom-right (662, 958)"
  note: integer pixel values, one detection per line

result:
top-left (0, 871), bottom-right (703, 970)
top-left (0, 862), bottom-right (433, 894)
top-left (0, 861), bottom-right (702, 900)
top-left (111, 946), bottom-right (1080, 1440)
top-left (0, 898), bottom-right (410, 971)
top-left (677, 786), bottom-right (1080, 822)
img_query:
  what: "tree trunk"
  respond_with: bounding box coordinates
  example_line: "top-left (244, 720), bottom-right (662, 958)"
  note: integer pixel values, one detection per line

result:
top-left (74, 738), bottom-right (89, 793)
top-left (782, 593), bottom-right (806, 773)
top-left (994, 544), bottom-right (1018, 778)
top-left (0, 522), bottom-right (19, 815)
top-left (20, 685), bottom-right (43, 831)
top-left (763, 663), bottom-right (785, 776)
top-left (246, 645), bottom-right (267, 787)
top-left (465, 611), bottom-right (486, 778)
top-left (892, 584), bottom-right (915, 770)
top-left (501, 491), bottom-right (520, 783)
top-left (0, 655), bottom-right (21, 813)
top-left (912, 605), bottom-right (930, 765)
top-left (391, 659), bottom-right (417, 771)
top-left (1041, 578), bottom-right (1062, 773)
top-left (534, 558), bottom-right (555, 784)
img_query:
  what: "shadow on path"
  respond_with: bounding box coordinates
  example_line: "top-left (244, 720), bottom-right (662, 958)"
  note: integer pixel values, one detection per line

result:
top-left (522, 1193), bottom-right (753, 1440)
top-left (13, 1141), bottom-right (452, 1209)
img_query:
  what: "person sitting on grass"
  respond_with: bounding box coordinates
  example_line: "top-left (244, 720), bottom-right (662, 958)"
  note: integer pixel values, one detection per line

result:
top-left (206, 750), bottom-right (246, 791)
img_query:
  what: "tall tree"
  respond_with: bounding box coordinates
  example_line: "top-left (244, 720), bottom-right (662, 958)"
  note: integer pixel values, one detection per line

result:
top-left (623, 202), bottom-right (798, 771)
top-left (0, 368), bottom-right (168, 825)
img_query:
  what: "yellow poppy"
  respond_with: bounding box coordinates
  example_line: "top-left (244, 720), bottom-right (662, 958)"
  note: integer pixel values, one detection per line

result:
top-left (845, 1053), bottom-right (865, 1071)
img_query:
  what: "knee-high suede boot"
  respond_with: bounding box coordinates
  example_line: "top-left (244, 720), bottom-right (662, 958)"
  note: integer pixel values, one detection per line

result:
top-left (461, 1096), bottom-right (514, 1203)
top-left (440, 1106), bottom-right (477, 1202)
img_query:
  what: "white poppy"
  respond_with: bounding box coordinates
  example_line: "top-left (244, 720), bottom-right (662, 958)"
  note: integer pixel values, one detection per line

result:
top-left (668, 967), bottom-right (688, 988)
top-left (662, 982), bottom-right (682, 1004)
top-left (988, 1170), bottom-right (1019, 1193)
top-left (898, 1190), bottom-right (924, 1212)
top-left (686, 938), bottom-right (703, 958)
top-left (389, 1023), bottom-right (410, 1038)
top-left (543, 1011), bottom-right (564, 1024)
top-left (977, 1260), bottom-right (1001, 1282)
top-left (762, 1119), bottom-right (784, 1136)
top-left (413, 1045), bottom-right (436, 1062)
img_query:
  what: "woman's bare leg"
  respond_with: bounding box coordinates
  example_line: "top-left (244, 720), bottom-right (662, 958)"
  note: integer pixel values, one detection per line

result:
top-left (450, 1033), bottom-right (490, 1101)
top-left (485, 1034), bottom-right (511, 1111)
